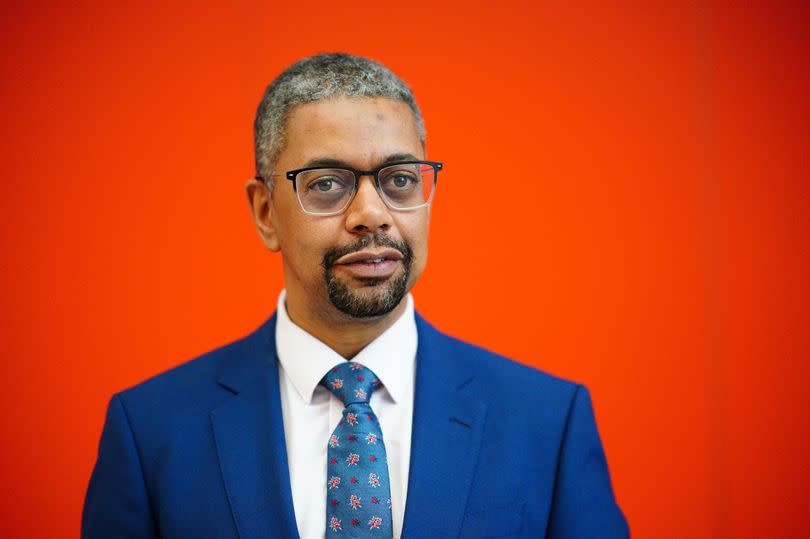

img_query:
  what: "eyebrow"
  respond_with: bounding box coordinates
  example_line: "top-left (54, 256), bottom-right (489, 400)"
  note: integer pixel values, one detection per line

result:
top-left (303, 153), bottom-right (421, 169)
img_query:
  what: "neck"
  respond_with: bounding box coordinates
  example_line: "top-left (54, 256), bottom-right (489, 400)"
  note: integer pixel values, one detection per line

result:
top-left (283, 289), bottom-right (408, 359)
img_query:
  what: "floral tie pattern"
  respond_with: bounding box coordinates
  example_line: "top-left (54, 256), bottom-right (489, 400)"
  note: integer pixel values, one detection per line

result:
top-left (321, 361), bottom-right (393, 536)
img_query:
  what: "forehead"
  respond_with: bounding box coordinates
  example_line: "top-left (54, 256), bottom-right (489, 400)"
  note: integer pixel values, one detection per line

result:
top-left (280, 96), bottom-right (424, 168)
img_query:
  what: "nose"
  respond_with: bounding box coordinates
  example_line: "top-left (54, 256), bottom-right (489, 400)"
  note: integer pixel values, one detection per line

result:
top-left (344, 175), bottom-right (393, 234)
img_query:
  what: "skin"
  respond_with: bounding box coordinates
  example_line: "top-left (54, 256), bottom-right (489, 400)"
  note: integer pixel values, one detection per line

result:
top-left (245, 96), bottom-right (431, 359)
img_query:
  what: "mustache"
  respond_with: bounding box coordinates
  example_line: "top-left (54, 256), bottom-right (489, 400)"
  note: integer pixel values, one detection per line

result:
top-left (322, 231), bottom-right (412, 270)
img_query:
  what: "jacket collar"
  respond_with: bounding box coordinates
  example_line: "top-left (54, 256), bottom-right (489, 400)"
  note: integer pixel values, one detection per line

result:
top-left (401, 313), bottom-right (487, 537)
top-left (212, 314), bottom-right (299, 539)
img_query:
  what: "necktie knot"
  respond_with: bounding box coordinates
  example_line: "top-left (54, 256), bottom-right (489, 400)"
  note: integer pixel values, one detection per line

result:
top-left (320, 361), bottom-right (381, 406)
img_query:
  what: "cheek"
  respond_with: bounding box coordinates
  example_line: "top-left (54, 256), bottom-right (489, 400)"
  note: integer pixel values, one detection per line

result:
top-left (292, 235), bottom-right (324, 267)
top-left (291, 220), bottom-right (340, 267)
top-left (400, 214), bottom-right (430, 264)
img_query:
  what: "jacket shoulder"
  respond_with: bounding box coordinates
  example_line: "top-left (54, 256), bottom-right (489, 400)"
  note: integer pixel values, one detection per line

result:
top-left (416, 312), bottom-right (581, 403)
top-left (115, 316), bottom-right (274, 413)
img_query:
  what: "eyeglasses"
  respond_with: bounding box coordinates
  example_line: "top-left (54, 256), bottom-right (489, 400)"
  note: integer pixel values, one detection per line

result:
top-left (256, 160), bottom-right (442, 216)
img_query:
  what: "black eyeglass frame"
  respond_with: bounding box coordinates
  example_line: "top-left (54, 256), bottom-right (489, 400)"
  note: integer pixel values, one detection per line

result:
top-left (255, 160), bottom-right (443, 215)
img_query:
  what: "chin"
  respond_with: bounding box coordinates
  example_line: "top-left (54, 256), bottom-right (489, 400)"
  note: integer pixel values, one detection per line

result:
top-left (327, 272), bottom-right (409, 319)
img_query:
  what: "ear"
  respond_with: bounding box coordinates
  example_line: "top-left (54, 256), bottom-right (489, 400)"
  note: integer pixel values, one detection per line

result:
top-left (245, 178), bottom-right (281, 252)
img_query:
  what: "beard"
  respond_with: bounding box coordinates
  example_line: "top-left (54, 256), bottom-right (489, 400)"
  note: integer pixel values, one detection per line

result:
top-left (321, 232), bottom-right (413, 318)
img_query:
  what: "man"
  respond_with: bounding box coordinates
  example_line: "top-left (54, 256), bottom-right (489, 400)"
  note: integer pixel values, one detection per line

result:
top-left (83, 53), bottom-right (629, 538)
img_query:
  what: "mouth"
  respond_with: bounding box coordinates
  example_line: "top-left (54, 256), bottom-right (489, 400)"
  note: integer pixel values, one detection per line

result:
top-left (334, 248), bottom-right (404, 265)
top-left (333, 248), bottom-right (404, 279)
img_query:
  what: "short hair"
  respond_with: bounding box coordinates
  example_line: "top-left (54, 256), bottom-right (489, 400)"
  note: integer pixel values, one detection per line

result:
top-left (253, 53), bottom-right (426, 188)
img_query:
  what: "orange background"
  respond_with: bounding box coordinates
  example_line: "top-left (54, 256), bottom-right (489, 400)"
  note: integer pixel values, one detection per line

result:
top-left (1, 1), bottom-right (808, 537)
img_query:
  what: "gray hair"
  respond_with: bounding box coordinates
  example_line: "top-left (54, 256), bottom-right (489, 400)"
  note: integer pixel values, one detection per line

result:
top-left (253, 53), bottom-right (426, 188)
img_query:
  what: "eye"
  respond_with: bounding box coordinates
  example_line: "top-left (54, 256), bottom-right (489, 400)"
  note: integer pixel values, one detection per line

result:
top-left (313, 179), bottom-right (334, 192)
top-left (307, 176), bottom-right (347, 192)
top-left (392, 174), bottom-right (412, 188)
top-left (383, 171), bottom-right (418, 190)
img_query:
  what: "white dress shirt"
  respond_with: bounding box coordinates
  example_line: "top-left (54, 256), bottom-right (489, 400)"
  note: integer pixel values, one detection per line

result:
top-left (275, 289), bottom-right (417, 539)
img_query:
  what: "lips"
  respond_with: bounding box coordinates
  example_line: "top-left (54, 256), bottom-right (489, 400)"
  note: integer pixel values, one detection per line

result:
top-left (333, 248), bottom-right (404, 279)
top-left (334, 248), bottom-right (404, 266)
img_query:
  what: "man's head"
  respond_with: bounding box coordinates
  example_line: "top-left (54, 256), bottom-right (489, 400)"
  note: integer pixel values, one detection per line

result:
top-left (253, 53), bottom-right (426, 188)
top-left (246, 53), bottom-right (436, 323)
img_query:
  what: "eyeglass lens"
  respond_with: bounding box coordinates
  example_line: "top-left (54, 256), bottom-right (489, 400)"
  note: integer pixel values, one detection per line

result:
top-left (296, 163), bottom-right (436, 214)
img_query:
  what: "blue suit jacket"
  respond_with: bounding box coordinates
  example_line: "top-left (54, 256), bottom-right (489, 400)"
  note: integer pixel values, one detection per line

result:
top-left (83, 312), bottom-right (629, 538)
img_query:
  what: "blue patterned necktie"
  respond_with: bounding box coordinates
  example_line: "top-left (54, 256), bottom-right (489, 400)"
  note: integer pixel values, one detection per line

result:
top-left (321, 361), bottom-right (393, 537)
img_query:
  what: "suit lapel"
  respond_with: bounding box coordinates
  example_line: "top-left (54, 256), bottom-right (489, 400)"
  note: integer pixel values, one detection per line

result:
top-left (401, 313), bottom-right (487, 537)
top-left (210, 314), bottom-right (299, 539)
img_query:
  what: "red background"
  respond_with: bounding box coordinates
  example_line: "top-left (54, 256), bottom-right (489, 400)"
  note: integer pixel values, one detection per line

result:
top-left (1, 1), bottom-right (808, 537)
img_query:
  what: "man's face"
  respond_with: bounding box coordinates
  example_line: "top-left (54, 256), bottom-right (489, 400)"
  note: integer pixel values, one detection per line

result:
top-left (252, 96), bottom-right (430, 321)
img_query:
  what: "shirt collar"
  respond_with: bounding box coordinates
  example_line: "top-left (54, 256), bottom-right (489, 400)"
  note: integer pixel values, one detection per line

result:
top-left (275, 289), bottom-right (417, 405)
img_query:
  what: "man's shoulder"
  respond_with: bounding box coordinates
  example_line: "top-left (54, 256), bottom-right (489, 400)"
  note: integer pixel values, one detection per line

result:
top-left (115, 316), bottom-right (274, 412)
top-left (415, 312), bottom-right (580, 402)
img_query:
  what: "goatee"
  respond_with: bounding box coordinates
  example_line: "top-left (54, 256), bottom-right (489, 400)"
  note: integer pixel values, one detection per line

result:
top-left (321, 232), bottom-right (412, 318)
